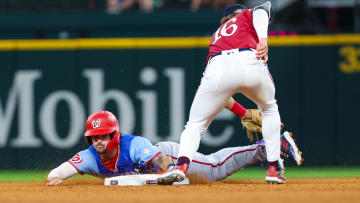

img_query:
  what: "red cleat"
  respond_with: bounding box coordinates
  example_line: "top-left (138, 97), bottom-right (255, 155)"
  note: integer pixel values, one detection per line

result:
top-left (265, 160), bottom-right (285, 184)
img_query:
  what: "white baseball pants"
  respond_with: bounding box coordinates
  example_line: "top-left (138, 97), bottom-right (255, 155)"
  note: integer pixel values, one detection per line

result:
top-left (156, 141), bottom-right (267, 181)
top-left (178, 48), bottom-right (281, 162)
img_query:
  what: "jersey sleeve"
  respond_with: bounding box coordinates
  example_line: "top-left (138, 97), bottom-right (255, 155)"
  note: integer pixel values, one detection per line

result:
top-left (252, 7), bottom-right (269, 39)
top-left (129, 136), bottom-right (161, 166)
top-left (253, 1), bottom-right (271, 17)
top-left (67, 149), bottom-right (99, 175)
top-left (48, 161), bottom-right (79, 180)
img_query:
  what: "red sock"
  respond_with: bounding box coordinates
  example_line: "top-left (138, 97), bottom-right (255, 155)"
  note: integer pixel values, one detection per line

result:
top-left (268, 161), bottom-right (279, 170)
top-left (230, 102), bottom-right (247, 118)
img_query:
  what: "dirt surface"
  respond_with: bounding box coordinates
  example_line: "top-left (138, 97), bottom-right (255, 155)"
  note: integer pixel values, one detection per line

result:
top-left (1, 178), bottom-right (359, 203)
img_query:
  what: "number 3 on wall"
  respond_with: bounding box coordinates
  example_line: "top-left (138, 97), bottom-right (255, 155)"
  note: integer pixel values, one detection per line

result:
top-left (339, 46), bottom-right (360, 74)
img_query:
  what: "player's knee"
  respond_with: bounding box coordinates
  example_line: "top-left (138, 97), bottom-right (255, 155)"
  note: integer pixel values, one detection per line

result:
top-left (259, 100), bottom-right (278, 113)
top-left (184, 121), bottom-right (207, 136)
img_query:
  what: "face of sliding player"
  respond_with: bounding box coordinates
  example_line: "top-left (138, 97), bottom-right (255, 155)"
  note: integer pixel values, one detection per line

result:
top-left (91, 134), bottom-right (112, 154)
top-left (84, 111), bottom-right (121, 154)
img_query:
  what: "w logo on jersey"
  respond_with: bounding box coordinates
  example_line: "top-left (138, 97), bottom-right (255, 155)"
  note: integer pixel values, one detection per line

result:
top-left (71, 153), bottom-right (83, 164)
top-left (91, 119), bottom-right (101, 129)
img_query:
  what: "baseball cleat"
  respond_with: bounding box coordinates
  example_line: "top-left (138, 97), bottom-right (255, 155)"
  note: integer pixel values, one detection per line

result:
top-left (280, 131), bottom-right (304, 166)
top-left (265, 159), bottom-right (285, 184)
top-left (157, 168), bottom-right (186, 185)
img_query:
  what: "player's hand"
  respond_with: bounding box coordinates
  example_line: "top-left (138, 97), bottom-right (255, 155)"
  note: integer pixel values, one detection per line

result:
top-left (241, 109), bottom-right (252, 120)
top-left (46, 177), bottom-right (63, 186)
top-left (256, 37), bottom-right (269, 64)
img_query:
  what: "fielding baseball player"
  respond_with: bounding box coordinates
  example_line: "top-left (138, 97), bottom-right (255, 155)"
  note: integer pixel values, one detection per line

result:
top-left (159, 1), bottom-right (287, 185)
top-left (47, 110), bottom-right (302, 186)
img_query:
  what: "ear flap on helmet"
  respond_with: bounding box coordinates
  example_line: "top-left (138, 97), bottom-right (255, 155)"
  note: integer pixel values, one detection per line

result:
top-left (106, 131), bottom-right (121, 151)
top-left (86, 136), bottom-right (93, 145)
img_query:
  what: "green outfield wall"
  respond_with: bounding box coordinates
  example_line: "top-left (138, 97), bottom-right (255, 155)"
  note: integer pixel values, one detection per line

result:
top-left (0, 10), bottom-right (222, 39)
top-left (0, 35), bottom-right (360, 169)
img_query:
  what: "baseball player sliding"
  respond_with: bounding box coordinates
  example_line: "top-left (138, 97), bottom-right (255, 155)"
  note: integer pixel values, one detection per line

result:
top-left (159, 1), bottom-right (287, 184)
top-left (47, 110), bottom-right (302, 186)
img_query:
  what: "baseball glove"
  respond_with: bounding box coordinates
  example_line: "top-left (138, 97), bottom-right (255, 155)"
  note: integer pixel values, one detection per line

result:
top-left (241, 109), bottom-right (284, 142)
top-left (241, 109), bottom-right (262, 142)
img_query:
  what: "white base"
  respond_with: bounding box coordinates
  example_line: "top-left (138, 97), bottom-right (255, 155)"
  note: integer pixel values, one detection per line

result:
top-left (104, 174), bottom-right (190, 186)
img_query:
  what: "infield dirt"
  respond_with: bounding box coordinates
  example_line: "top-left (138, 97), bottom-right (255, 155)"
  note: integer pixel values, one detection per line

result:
top-left (0, 178), bottom-right (359, 203)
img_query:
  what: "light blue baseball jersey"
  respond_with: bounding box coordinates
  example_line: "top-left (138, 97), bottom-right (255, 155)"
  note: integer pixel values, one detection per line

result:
top-left (68, 134), bottom-right (161, 177)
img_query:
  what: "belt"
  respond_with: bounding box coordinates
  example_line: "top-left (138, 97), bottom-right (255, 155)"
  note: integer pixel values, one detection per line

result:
top-left (209, 48), bottom-right (252, 61)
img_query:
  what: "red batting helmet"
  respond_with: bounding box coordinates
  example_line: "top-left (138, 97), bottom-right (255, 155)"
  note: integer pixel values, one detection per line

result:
top-left (84, 110), bottom-right (120, 151)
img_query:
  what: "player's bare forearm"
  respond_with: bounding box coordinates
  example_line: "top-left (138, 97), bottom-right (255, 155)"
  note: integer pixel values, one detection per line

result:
top-left (46, 161), bottom-right (79, 186)
top-left (224, 97), bottom-right (235, 109)
top-left (256, 37), bottom-right (268, 64)
top-left (225, 97), bottom-right (252, 119)
top-left (151, 153), bottom-right (174, 173)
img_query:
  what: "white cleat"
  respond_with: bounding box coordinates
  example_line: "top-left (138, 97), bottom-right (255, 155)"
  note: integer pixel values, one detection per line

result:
top-left (157, 169), bottom-right (185, 185)
top-left (281, 131), bottom-right (304, 166)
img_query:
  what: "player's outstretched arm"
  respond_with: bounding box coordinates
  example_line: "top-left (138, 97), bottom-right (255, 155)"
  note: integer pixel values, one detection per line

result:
top-left (46, 161), bottom-right (79, 186)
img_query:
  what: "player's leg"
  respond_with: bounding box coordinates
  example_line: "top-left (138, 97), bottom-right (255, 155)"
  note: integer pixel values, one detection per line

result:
top-left (177, 56), bottom-right (236, 162)
top-left (240, 65), bottom-right (283, 184)
top-left (222, 52), bottom-right (281, 171)
top-left (155, 141), bottom-right (267, 181)
top-left (158, 59), bottom-right (235, 184)
top-left (159, 86), bottom-right (232, 184)
top-left (210, 51), bottom-right (283, 183)
top-left (194, 142), bottom-right (267, 181)
top-left (177, 85), bottom-right (233, 162)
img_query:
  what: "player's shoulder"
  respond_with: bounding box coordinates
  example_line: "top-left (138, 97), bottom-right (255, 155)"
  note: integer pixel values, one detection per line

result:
top-left (68, 148), bottom-right (100, 175)
top-left (78, 148), bottom-right (93, 157)
top-left (69, 149), bottom-right (95, 165)
top-left (253, 1), bottom-right (271, 15)
top-left (234, 9), bottom-right (253, 20)
top-left (130, 135), bottom-right (152, 146)
top-left (129, 135), bottom-right (156, 155)
top-left (121, 133), bottom-right (138, 141)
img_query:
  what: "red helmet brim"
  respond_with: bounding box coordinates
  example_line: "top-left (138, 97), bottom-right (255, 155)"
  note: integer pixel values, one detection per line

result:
top-left (84, 128), bottom-right (115, 137)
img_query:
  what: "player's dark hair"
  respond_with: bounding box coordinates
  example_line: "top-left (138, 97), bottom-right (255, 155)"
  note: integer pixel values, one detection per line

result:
top-left (220, 9), bottom-right (245, 25)
top-left (220, 14), bottom-right (236, 25)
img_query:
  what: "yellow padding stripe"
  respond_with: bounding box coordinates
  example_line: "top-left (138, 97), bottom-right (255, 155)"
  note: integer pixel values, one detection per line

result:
top-left (269, 34), bottom-right (360, 46)
top-left (0, 37), bottom-right (211, 50)
top-left (0, 34), bottom-right (359, 50)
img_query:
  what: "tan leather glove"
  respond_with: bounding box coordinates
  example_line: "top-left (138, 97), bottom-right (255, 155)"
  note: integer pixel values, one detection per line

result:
top-left (241, 109), bottom-right (284, 142)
